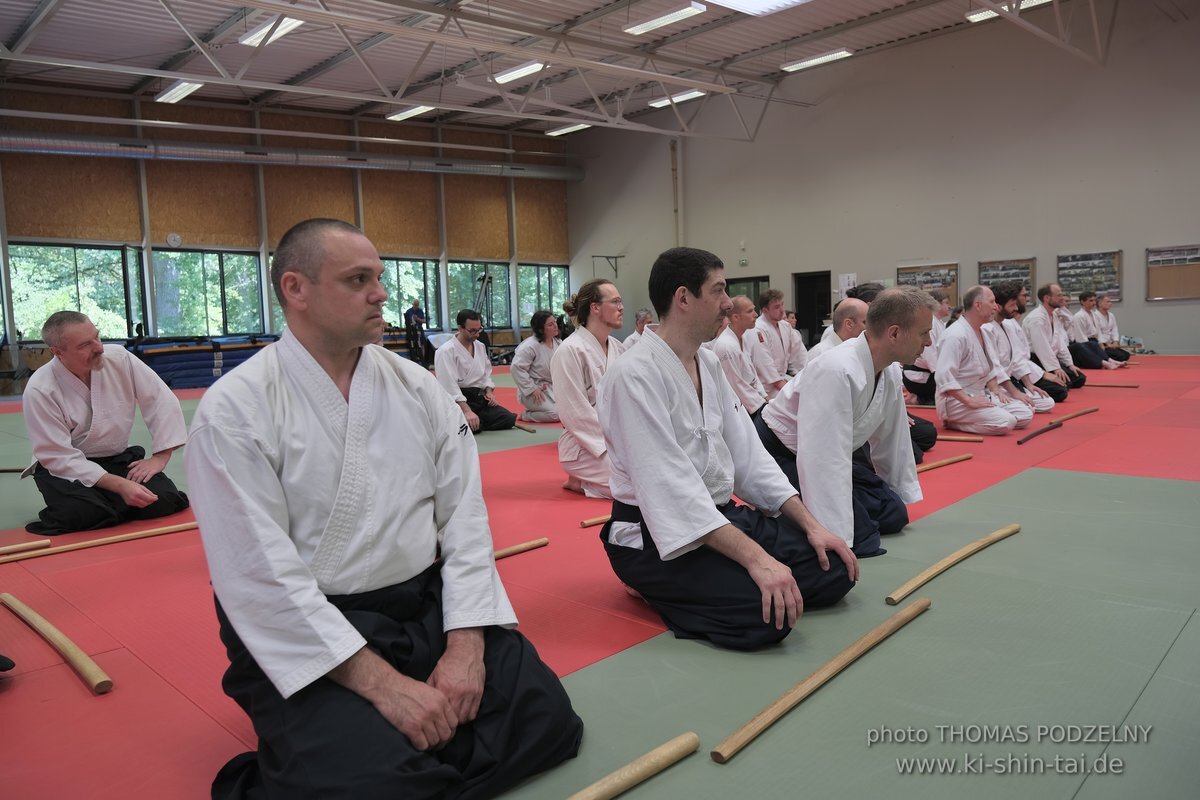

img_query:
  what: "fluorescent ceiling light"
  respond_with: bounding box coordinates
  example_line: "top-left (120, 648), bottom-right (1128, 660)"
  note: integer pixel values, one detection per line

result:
top-left (648, 89), bottom-right (707, 108)
top-left (781, 47), bottom-right (853, 72)
top-left (624, 2), bottom-right (706, 35)
top-left (494, 60), bottom-right (545, 84)
top-left (386, 105), bottom-right (435, 122)
top-left (966, 0), bottom-right (1053, 23)
top-left (155, 80), bottom-right (203, 104)
top-left (238, 16), bottom-right (304, 46)
top-left (711, 1), bottom-right (817, 15)
top-left (546, 122), bottom-right (591, 136)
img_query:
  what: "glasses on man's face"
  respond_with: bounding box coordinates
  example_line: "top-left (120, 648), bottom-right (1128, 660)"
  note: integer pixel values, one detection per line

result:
top-left (598, 298), bottom-right (624, 308)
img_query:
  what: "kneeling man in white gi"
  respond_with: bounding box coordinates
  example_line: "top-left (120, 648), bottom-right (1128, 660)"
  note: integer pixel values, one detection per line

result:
top-left (597, 247), bottom-right (858, 651)
top-left (936, 285), bottom-right (1034, 436)
top-left (756, 288), bottom-right (931, 558)
top-left (187, 219), bottom-right (581, 800)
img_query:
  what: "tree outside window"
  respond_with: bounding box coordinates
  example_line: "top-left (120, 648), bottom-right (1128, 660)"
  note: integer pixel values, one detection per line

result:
top-left (447, 262), bottom-right (510, 329)
top-left (516, 265), bottom-right (570, 328)
top-left (9, 244), bottom-right (132, 340)
top-left (154, 250), bottom-right (263, 337)
top-left (381, 259), bottom-right (440, 330)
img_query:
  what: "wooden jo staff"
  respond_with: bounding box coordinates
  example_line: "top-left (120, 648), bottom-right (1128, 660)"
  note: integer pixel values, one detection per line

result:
top-left (711, 599), bottom-right (932, 764)
top-left (569, 732), bottom-right (700, 800)
top-left (580, 514), bottom-right (612, 529)
top-left (886, 524), bottom-right (1021, 605)
top-left (1019, 406), bottom-right (1100, 445)
top-left (1085, 383), bottom-right (1138, 389)
top-left (0, 521), bottom-right (198, 565)
top-left (493, 537), bottom-right (549, 561)
top-left (1, 466), bottom-right (27, 474)
top-left (514, 422), bottom-right (538, 434)
top-left (936, 434), bottom-right (984, 443)
top-left (1, 592), bottom-right (113, 694)
top-left (0, 539), bottom-right (52, 556)
top-left (915, 453), bottom-right (973, 474)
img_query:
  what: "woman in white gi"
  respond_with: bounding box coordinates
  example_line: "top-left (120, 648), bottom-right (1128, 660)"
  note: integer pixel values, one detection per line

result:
top-left (550, 278), bottom-right (625, 497)
top-left (599, 247), bottom-right (858, 650)
top-left (510, 309), bottom-right (560, 422)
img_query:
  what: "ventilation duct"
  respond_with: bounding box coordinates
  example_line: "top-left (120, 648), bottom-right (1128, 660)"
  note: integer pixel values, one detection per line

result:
top-left (0, 132), bottom-right (583, 181)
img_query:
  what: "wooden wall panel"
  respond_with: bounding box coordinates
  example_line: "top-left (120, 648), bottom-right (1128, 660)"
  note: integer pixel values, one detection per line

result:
top-left (260, 112), bottom-right (353, 150)
top-left (2, 154), bottom-right (140, 241)
top-left (444, 175), bottom-right (510, 260)
top-left (361, 171), bottom-right (439, 257)
top-left (515, 179), bottom-right (569, 262)
top-left (145, 161), bottom-right (259, 248)
top-left (139, 105), bottom-right (255, 144)
top-left (264, 167), bottom-right (356, 248)
top-left (0, 90), bottom-right (134, 136)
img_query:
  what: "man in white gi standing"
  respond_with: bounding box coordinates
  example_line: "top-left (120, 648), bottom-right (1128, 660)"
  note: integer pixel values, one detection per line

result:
top-left (936, 285), bottom-right (1035, 436)
top-left (757, 288), bottom-right (931, 557)
top-left (550, 278), bottom-right (625, 497)
top-left (750, 288), bottom-right (807, 399)
top-left (433, 309), bottom-right (517, 432)
top-left (22, 311), bottom-right (189, 534)
top-left (598, 247), bottom-right (858, 651)
top-left (712, 295), bottom-right (768, 418)
top-left (186, 219), bottom-right (581, 800)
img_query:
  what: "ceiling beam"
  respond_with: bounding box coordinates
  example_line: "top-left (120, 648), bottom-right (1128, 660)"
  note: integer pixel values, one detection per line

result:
top-left (5, 0), bottom-right (68, 55)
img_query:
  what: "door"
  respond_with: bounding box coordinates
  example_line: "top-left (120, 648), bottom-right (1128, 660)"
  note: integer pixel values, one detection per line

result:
top-left (792, 271), bottom-right (831, 348)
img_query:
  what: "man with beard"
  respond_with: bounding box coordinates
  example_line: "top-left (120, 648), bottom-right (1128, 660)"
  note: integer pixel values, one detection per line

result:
top-left (1022, 283), bottom-right (1087, 393)
top-left (983, 281), bottom-right (1055, 413)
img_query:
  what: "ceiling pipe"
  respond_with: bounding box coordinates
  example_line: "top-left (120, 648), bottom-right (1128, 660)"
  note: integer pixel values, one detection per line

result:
top-left (0, 131), bottom-right (584, 181)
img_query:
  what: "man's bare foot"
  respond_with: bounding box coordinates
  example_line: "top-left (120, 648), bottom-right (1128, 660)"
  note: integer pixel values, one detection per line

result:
top-left (562, 476), bottom-right (584, 494)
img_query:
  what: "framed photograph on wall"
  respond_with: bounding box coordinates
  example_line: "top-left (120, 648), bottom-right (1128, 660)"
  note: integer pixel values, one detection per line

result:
top-left (896, 264), bottom-right (959, 306)
top-left (978, 258), bottom-right (1036, 292)
top-left (1146, 244), bottom-right (1200, 301)
top-left (1056, 250), bottom-right (1122, 302)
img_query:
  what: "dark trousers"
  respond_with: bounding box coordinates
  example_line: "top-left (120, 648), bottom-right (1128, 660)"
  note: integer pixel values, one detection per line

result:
top-left (901, 367), bottom-right (936, 405)
top-left (1068, 340), bottom-right (1108, 370)
top-left (754, 416), bottom-right (906, 558)
top-left (461, 387), bottom-right (517, 431)
top-left (907, 413), bottom-right (936, 464)
top-left (212, 566), bottom-right (583, 800)
top-left (1104, 346), bottom-right (1130, 362)
top-left (1031, 355), bottom-right (1086, 390)
top-left (26, 446), bottom-right (188, 535)
top-left (602, 501), bottom-right (854, 651)
top-left (1017, 376), bottom-right (1068, 404)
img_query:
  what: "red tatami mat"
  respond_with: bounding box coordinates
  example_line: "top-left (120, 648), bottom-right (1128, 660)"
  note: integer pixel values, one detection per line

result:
top-left (1, 649), bottom-right (247, 800)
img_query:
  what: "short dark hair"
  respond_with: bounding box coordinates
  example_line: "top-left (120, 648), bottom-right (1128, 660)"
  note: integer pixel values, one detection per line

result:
top-left (649, 247), bottom-right (724, 318)
top-left (867, 287), bottom-right (936, 336)
top-left (456, 308), bottom-right (481, 328)
top-left (42, 310), bottom-right (92, 347)
top-left (271, 218), bottom-right (364, 309)
top-left (530, 309), bottom-right (554, 341)
top-left (757, 288), bottom-right (783, 313)
top-left (1037, 283), bottom-right (1055, 303)
top-left (1078, 291), bottom-right (1096, 303)
top-left (562, 279), bottom-right (612, 327)
top-left (992, 280), bottom-right (1021, 307)
top-left (847, 281), bottom-right (885, 303)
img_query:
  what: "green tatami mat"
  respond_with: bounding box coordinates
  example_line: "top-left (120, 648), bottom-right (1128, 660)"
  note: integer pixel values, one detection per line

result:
top-left (472, 423), bottom-right (561, 454)
top-left (1076, 609), bottom-right (1200, 800)
top-left (503, 470), bottom-right (1199, 800)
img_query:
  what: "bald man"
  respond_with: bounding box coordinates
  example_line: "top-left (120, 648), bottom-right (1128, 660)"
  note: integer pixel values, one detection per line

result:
top-left (806, 298), bottom-right (868, 361)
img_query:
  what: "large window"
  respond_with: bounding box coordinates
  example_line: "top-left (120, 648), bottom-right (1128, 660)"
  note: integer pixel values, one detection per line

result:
top-left (447, 262), bottom-right (511, 329)
top-left (154, 250), bottom-right (264, 337)
top-left (8, 244), bottom-right (138, 340)
top-left (381, 259), bottom-right (441, 330)
top-left (517, 264), bottom-right (569, 328)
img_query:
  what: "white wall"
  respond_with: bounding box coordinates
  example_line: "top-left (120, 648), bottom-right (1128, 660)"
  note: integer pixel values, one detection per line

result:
top-left (566, 1), bottom-right (1200, 353)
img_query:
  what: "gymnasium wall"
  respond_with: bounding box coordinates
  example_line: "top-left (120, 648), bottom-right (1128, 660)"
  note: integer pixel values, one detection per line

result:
top-left (566, 1), bottom-right (1200, 354)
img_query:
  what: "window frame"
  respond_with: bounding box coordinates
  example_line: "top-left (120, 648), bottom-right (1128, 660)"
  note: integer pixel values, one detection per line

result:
top-left (152, 247), bottom-right (265, 338)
